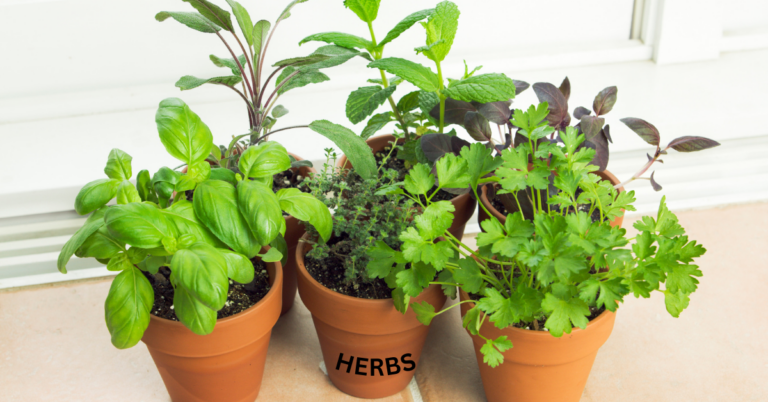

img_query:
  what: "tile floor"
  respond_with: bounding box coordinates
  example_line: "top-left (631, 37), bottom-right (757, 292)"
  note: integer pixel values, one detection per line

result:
top-left (1, 202), bottom-right (766, 401)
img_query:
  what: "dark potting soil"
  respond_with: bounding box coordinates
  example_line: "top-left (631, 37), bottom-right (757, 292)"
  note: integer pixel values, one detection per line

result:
top-left (369, 146), bottom-right (455, 203)
top-left (304, 236), bottom-right (393, 300)
top-left (144, 259), bottom-right (271, 321)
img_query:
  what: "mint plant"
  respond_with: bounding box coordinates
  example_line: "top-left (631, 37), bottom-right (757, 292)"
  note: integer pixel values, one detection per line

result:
top-left (302, 0), bottom-right (519, 167)
top-left (368, 103), bottom-right (719, 367)
top-left (58, 98), bottom-right (331, 349)
top-left (157, 0), bottom-right (370, 170)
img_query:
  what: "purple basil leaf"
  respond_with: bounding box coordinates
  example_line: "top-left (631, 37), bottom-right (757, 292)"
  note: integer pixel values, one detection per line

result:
top-left (581, 116), bottom-right (608, 171)
top-left (430, 98), bottom-right (476, 126)
top-left (533, 82), bottom-right (568, 129)
top-left (574, 107), bottom-right (591, 120)
top-left (593, 86), bottom-right (618, 116)
top-left (464, 111), bottom-right (493, 142)
top-left (646, 153), bottom-right (653, 162)
top-left (513, 80), bottom-right (530, 95)
top-left (650, 171), bottom-right (662, 192)
top-left (667, 136), bottom-right (721, 153)
top-left (559, 76), bottom-right (571, 102)
top-left (451, 135), bottom-right (471, 154)
top-left (421, 133), bottom-right (454, 163)
top-left (620, 118), bottom-right (660, 146)
top-left (602, 124), bottom-right (612, 144)
top-left (473, 101), bottom-right (512, 125)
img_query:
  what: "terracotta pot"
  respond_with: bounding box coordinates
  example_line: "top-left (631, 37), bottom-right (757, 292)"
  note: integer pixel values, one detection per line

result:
top-left (141, 255), bottom-right (283, 402)
top-left (459, 289), bottom-right (616, 402)
top-left (281, 152), bottom-right (318, 316)
top-left (478, 169), bottom-right (625, 229)
top-left (296, 234), bottom-right (447, 398)
top-left (337, 134), bottom-right (476, 241)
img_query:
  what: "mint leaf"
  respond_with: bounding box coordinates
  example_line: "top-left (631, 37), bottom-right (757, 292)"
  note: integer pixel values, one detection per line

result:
top-left (419, 1), bottom-right (459, 62)
top-left (541, 292), bottom-right (590, 337)
top-left (368, 58), bottom-right (440, 92)
top-left (443, 74), bottom-right (517, 103)
top-left (361, 112), bottom-right (393, 139)
top-left (378, 9), bottom-right (434, 48)
top-left (346, 86), bottom-right (397, 124)
top-left (344, 0), bottom-right (380, 23)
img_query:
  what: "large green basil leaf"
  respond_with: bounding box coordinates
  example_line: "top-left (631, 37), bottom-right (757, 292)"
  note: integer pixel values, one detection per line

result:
top-left (104, 149), bottom-right (133, 181)
top-left (74, 178), bottom-right (120, 215)
top-left (75, 225), bottom-right (125, 260)
top-left (104, 266), bottom-right (153, 349)
top-left (151, 167), bottom-right (181, 208)
top-left (219, 249), bottom-right (254, 284)
top-left (269, 234), bottom-right (288, 267)
top-left (173, 285), bottom-right (217, 335)
top-left (209, 167), bottom-right (237, 185)
top-left (238, 142), bottom-right (291, 179)
top-left (155, 98), bottom-right (214, 165)
top-left (193, 180), bottom-right (260, 257)
top-left (237, 180), bottom-right (285, 247)
top-left (170, 243), bottom-right (229, 310)
top-left (58, 208), bottom-right (107, 273)
top-left (116, 181), bottom-right (141, 205)
top-left (105, 203), bottom-right (174, 249)
top-left (162, 200), bottom-right (226, 248)
top-left (276, 188), bottom-right (332, 242)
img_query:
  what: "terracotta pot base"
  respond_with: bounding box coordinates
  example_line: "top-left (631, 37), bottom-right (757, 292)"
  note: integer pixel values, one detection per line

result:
top-left (460, 290), bottom-right (616, 402)
top-left (141, 256), bottom-right (283, 402)
top-left (296, 235), bottom-right (447, 398)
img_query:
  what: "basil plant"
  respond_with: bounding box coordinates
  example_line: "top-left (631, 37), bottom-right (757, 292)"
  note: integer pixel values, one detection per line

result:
top-left (57, 98), bottom-right (331, 349)
top-left (368, 104), bottom-right (718, 367)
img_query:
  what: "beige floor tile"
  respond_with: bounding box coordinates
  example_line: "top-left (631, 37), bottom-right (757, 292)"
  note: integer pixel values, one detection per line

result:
top-left (1, 202), bottom-right (766, 401)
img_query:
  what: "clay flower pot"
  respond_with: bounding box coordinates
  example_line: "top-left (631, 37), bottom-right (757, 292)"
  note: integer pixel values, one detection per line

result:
top-left (141, 257), bottom-right (283, 402)
top-left (296, 234), bottom-right (447, 399)
top-left (478, 169), bottom-right (626, 229)
top-left (459, 289), bottom-right (616, 402)
top-left (281, 152), bottom-right (318, 316)
top-left (337, 134), bottom-right (476, 241)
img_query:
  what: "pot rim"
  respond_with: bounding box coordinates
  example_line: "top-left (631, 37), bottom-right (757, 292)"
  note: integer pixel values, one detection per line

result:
top-left (336, 134), bottom-right (471, 204)
top-left (147, 248), bottom-right (282, 329)
top-left (459, 288), bottom-right (615, 338)
top-left (296, 233), bottom-right (410, 305)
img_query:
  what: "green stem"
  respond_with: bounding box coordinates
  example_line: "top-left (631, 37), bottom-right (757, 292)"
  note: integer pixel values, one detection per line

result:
top-left (367, 22), bottom-right (410, 139)
top-left (436, 61), bottom-right (445, 133)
